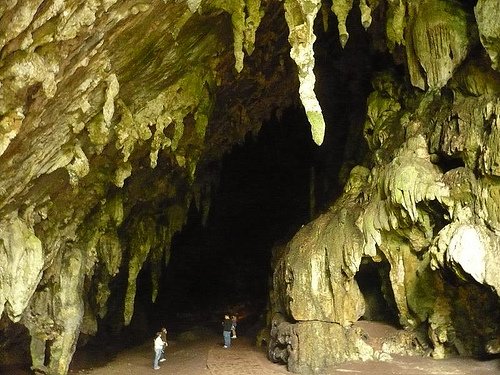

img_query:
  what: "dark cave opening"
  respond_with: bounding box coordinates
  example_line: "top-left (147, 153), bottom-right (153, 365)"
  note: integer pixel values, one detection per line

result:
top-left (124, 83), bottom-right (370, 346)
top-left (147, 107), bottom-right (329, 337)
top-left (355, 257), bottom-right (399, 326)
top-left (434, 153), bottom-right (466, 173)
top-left (115, 0), bottom-right (380, 346)
top-left (3, 2), bottom-right (500, 375)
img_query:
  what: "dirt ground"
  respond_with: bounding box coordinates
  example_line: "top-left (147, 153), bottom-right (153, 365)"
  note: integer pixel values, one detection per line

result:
top-left (68, 322), bottom-right (499, 375)
top-left (3, 322), bottom-right (500, 375)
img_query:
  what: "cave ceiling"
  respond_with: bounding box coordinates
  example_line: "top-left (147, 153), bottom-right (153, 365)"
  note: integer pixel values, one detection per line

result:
top-left (1, 0), bottom-right (500, 374)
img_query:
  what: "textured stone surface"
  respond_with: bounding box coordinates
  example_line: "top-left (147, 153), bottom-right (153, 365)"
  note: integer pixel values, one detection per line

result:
top-left (269, 318), bottom-right (374, 373)
top-left (268, 1), bottom-right (500, 367)
top-left (0, 1), bottom-right (297, 373)
top-left (284, 0), bottom-right (325, 145)
top-left (475, 0), bottom-right (500, 71)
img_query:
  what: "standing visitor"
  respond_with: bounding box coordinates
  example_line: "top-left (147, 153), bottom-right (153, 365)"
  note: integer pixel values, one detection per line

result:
top-left (153, 331), bottom-right (164, 370)
top-left (160, 327), bottom-right (168, 362)
top-left (231, 315), bottom-right (238, 338)
top-left (222, 314), bottom-right (233, 348)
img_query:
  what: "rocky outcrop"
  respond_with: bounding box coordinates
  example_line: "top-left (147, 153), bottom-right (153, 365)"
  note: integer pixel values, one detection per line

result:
top-left (270, 77), bottom-right (500, 370)
top-left (0, 1), bottom-right (297, 373)
top-left (475, 0), bottom-right (500, 71)
top-left (267, 0), bottom-right (500, 373)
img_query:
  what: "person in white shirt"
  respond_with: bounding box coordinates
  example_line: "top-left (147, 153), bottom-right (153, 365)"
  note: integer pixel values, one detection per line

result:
top-left (231, 315), bottom-right (238, 339)
top-left (153, 331), bottom-right (164, 370)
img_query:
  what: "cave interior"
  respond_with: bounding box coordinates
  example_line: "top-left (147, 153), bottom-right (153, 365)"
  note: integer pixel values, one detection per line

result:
top-left (102, 5), bottom-right (386, 346)
top-left (1, 0), bottom-right (500, 373)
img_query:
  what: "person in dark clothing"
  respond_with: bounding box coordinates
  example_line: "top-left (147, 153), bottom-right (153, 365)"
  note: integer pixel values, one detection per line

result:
top-left (222, 315), bottom-right (233, 348)
top-left (160, 327), bottom-right (168, 362)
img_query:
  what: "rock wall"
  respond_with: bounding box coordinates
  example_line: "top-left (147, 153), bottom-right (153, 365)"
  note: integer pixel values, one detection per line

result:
top-left (0, 1), bottom-right (298, 373)
top-left (268, 0), bottom-right (500, 372)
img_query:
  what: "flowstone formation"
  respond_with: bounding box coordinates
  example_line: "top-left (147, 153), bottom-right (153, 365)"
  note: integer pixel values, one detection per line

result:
top-left (0, 1), bottom-right (300, 373)
top-left (267, 0), bottom-right (500, 373)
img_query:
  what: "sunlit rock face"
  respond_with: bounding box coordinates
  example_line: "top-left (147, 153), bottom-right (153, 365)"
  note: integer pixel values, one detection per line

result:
top-left (267, 0), bottom-right (500, 373)
top-left (1, 1), bottom-right (500, 375)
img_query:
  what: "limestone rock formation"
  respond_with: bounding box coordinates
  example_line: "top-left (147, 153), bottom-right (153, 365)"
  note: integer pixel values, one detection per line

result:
top-left (266, 0), bottom-right (500, 373)
top-left (0, 1), bottom-right (297, 373)
top-left (1, 0), bottom-right (499, 374)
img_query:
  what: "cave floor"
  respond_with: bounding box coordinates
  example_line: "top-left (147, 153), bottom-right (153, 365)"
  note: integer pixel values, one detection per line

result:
top-left (4, 322), bottom-right (500, 375)
top-left (68, 322), bottom-right (499, 375)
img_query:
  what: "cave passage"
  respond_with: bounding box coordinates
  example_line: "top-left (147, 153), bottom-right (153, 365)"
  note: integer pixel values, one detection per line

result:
top-left (121, 7), bottom-right (377, 344)
top-left (355, 258), bottom-right (399, 325)
top-left (132, 107), bottom-right (324, 338)
top-left (76, 1), bottom-right (383, 353)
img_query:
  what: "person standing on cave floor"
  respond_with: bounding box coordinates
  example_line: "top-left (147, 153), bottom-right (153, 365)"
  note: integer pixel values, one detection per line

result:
top-left (231, 315), bottom-right (238, 339)
top-left (153, 331), bottom-right (165, 370)
top-left (160, 327), bottom-right (169, 362)
top-left (222, 314), bottom-right (233, 348)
